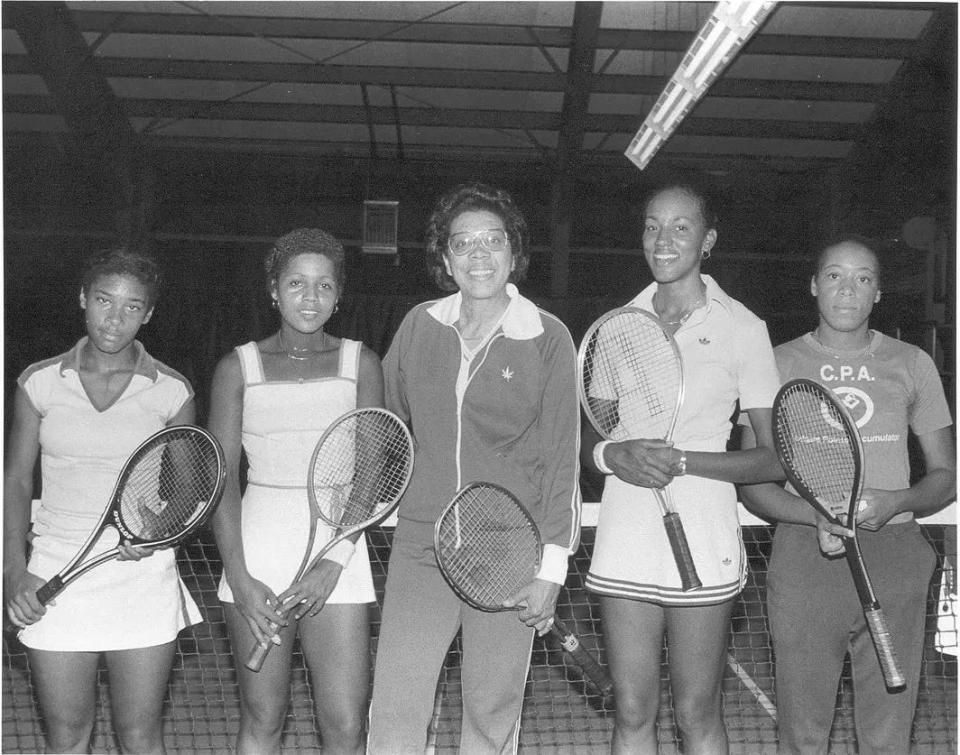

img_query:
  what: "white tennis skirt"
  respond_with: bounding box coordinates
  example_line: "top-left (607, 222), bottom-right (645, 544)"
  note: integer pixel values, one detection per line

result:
top-left (19, 531), bottom-right (201, 652)
top-left (217, 483), bottom-right (375, 605)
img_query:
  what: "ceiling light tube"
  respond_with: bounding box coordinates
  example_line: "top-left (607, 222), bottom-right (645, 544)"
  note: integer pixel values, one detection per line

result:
top-left (624, 0), bottom-right (776, 170)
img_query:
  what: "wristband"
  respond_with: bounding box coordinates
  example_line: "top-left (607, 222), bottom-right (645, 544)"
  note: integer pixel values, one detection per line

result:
top-left (593, 441), bottom-right (614, 475)
top-left (677, 451), bottom-right (687, 476)
top-left (324, 540), bottom-right (356, 568)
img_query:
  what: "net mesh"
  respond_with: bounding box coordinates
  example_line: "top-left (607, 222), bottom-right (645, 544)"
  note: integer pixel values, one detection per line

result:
top-left (118, 428), bottom-right (223, 541)
top-left (580, 309), bottom-right (682, 441)
top-left (775, 383), bottom-right (858, 520)
top-left (435, 483), bottom-right (541, 609)
top-left (3, 524), bottom-right (956, 754)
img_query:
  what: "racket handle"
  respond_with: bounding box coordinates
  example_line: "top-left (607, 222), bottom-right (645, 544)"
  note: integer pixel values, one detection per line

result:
top-left (35, 577), bottom-right (65, 606)
top-left (551, 619), bottom-right (614, 697)
top-left (663, 512), bottom-right (702, 592)
top-left (864, 606), bottom-right (906, 690)
top-left (245, 619), bottom-right (282, 673)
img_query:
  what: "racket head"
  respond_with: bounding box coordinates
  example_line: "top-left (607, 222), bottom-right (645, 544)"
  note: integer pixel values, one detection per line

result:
top-left (577, 307), bottom-right (684, 442)
top-left (307, 407), bottom-right (414, 531)
top-left (772, 378), bottom-right (865, 525)
top-left (112, 425), bottom-right (226, 547)
top-left (433, 482), bottom-right (541, 611)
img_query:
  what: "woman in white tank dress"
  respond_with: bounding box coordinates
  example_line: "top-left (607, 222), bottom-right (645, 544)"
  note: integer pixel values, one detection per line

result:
top-left (209, 228), bottom-right (384, 755)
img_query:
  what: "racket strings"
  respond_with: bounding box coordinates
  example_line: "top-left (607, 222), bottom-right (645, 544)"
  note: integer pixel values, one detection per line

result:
top-left (436, 485), bottom-right (540, 608)
top-left (119, 431), bottom-right (221, 539)
top-left (583, 314), bottom-right (681, 440)
top-left (311, 412), bottom-right (412, 528)
top-left (776, 386), bottom-right (856, 515)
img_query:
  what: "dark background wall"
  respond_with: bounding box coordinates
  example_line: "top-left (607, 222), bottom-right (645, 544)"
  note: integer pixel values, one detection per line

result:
top-left (4, 94), bottom-right (955, 425)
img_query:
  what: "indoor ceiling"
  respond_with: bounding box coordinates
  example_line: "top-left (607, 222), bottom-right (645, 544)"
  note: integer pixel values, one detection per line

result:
top-left (1, 1), bottom-right (954, 178)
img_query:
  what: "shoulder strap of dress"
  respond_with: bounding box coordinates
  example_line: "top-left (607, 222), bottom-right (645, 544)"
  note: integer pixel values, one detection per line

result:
top-left (338, 339), bottom-right (361, 381)
top-left (235, 342), bottom-right (265, 385)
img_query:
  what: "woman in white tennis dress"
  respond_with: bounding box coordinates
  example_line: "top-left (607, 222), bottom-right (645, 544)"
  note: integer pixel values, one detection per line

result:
top-left (4, 247), bottom-right (200, 754)
top-left (584, 179), bottom-right (783, 754)
top-left (209, 228), bottom-right (383, 755)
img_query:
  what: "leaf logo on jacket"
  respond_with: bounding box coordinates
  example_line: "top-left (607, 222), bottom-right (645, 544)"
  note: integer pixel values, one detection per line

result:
top-left (501, 366), bottom-right (514, 382)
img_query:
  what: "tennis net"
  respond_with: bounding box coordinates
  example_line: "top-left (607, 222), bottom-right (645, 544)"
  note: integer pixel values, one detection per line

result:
top-left (3, 521), bottom-right (956, 754)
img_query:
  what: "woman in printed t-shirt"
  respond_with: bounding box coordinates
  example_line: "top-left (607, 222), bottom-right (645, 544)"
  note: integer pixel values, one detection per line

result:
top-left (740, 236), bottom-right (955, 754)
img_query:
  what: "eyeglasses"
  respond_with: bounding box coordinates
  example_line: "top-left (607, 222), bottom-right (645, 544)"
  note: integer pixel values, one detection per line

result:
top-left (447, 229), bottom-right (509, 256)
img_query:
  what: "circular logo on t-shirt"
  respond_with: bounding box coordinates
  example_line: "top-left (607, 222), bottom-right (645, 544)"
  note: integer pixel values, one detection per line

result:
top-left (830, 386), bottom-right (874, 429)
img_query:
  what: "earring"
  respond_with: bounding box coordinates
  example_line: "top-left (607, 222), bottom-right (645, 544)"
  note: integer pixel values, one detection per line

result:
top-left (271, 299), bottom-right (279, 310)
top-left (701, 248), bottom-right (712, 261)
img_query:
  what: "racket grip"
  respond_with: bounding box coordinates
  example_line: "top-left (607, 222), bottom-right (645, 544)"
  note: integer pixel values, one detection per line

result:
top-left (551, 620), bottom-right (614, 697)
top-left (35, 577), bottom-right (65, 606)
top-left (864, 606), bottom-right (906, 690)
top-left (245, 619), bottom-right (282, 673)
top-left (663, 512), bottom-right (702, 592)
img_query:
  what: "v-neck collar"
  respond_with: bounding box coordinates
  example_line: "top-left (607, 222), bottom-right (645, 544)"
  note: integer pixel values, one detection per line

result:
top-left (60, 337), bottom-right (158, 413)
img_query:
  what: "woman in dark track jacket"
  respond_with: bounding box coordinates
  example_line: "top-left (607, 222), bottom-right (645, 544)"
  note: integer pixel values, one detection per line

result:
top-left (367, 182), bottom-right (582, 754)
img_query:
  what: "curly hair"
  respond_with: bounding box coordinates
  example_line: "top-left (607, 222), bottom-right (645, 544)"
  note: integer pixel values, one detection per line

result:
top-left (424, 182), bottom-right (530, 292)
top-left (81, 247), bottom-right (162, 307)
top-left (264, 228), bottom-right (346, 293)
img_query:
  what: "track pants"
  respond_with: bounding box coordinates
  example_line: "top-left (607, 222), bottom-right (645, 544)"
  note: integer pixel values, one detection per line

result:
top-left (768, 521), bottom-right (935, 755)
top-left (367, 520), bottom-right (534, 755)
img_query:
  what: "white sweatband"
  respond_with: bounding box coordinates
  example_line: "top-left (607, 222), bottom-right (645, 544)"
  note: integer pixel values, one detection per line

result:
top-left (324, 540), bottom-right (356, 568)
top-left (593, 441), bottom-right (614, 474)
top-left (534, 544), bottom-right (570, 585)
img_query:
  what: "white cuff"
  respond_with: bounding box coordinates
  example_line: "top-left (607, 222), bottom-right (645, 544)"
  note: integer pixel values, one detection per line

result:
top-left (323, 540), bottom-right (356, 568)
top-left (593, 440), bottom-right (614, 474)
top-left (535, 544), bottom-right (570, 584)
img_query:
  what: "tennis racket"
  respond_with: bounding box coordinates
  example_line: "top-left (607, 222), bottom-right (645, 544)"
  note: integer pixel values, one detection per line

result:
top-left (246, 407), bottom-right (413, 672)
top-left (434, 481), bottom-right (614, 697)
top-left (577, 306), bottom-right (701, 591)
top-left (34, 425), bottom-right (226, 606)
top-left (773, 378), bottom-right (906, 690)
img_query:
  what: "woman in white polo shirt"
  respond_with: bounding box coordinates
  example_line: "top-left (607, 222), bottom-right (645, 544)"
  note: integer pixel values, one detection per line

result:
top-left (4, 247), bottom-right (200, 754)
top-left (584, 176), bottom-right (783, 754)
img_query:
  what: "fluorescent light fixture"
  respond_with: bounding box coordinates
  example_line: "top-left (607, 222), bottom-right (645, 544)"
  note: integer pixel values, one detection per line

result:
top-left (625, 0), bottom-right (776, 170)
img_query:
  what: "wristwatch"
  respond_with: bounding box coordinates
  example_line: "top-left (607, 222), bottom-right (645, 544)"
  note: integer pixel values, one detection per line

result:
top-left (676, 450), bottom-right (687, 476)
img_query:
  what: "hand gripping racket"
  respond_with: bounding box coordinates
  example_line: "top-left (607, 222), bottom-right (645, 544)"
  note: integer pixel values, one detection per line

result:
top-left (434, 481), bottom-right (613, 697)
top-left (246, 407), bottom-right (413, 672)
top-left (577, 306), bottom-right (702, 591)
top-left (34, 425), bottom-right (226, 606)
top-left (773, 378), bottom-right (906, 690)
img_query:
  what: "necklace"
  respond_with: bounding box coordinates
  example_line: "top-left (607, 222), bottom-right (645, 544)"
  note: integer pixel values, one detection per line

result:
top-left (279, 330), bottom-right (325, 361)
top-left (653, 291), bottom-right (705, 326)
top-left (813, 329), bottom-right (873, 360)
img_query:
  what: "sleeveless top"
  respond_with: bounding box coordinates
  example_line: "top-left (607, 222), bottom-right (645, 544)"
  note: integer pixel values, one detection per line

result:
top-left (239, 338), bottom-right (360, 489)
top-left (217, 337), bottom-right (375, 604)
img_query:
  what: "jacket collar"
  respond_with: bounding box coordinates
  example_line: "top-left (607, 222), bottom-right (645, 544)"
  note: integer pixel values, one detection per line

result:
top-left (427, 283), bottom-right (544, 341)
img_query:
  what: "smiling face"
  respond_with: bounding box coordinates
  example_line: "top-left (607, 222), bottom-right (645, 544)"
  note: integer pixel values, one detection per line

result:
top-left (443, 209), bottom-right (515, 304)
top-left (79, 273), bottom-right (154, 354)
top-left (271, 252), bottom-right (340, 333)
top-left (642, 187), bottom-right (716, 285)
top-left (812, 240), bottom-right (881, 334)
